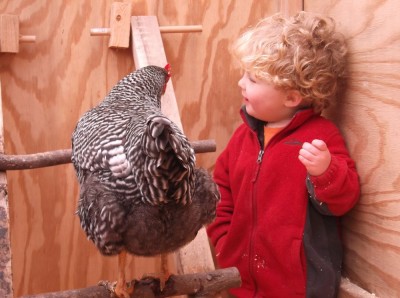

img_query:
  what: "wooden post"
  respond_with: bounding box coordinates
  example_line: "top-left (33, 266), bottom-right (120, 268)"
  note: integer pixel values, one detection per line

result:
top-left (0, 14), bottom-right (19, 53)
top-left (0, 80), bottom-right (13, 297)
top-left (0, 14), bottom-right (36, 53)
top-left (108, 2), bottom-right (131, 48)
top-left (130, 15), bottom-right (216, 278)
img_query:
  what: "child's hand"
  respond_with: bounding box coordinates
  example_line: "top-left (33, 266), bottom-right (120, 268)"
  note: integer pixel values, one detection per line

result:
top-left (298, 139), bottom-right (331, 176)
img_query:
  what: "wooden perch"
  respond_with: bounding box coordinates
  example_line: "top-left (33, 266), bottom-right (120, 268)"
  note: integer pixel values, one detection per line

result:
top-left (0, 139), bottom-right (216, 171)
top-left (21, 267), bottom-right (241, 298)
top-left (90, 25), bottom-right (202, 36)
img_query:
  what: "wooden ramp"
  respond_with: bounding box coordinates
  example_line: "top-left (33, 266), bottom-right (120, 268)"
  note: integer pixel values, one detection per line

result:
top-left (130, 15), bottom-right (215, 277)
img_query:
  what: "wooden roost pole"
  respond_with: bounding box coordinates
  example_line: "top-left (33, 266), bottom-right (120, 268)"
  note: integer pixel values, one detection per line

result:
top-left (20, 267), bottom-right (241, 298)
top-left (0, 139), bottom-right (216, 171)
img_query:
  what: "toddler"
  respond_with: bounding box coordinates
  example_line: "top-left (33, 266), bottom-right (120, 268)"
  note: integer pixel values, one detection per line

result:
top-left (207, 11), bottom-right (360, 298)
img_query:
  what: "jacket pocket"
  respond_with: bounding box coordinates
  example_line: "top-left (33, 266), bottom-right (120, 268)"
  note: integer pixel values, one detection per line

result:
top-left (290, 239), bottom-right (306, 294)
top-left (215, 235), bottom-right (227, 257)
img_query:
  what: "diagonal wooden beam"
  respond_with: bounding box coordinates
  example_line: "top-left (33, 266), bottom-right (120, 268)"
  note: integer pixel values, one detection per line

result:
top-left (131, 15), bottom-right (183, 131)
top-left (0, 80), bottom-right (13, 298)
top-left (130, 16), bottom-right (216, 276)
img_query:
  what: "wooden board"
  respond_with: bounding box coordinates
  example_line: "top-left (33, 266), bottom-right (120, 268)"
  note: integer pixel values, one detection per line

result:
top-left (305, 0), bottom-right (400, 297)
top-left (108, 2), bottom-right (131, 48)
top-left (0, 14), bottom-right (19, 53)
top-left (131, 15), bottom-right (182, 131)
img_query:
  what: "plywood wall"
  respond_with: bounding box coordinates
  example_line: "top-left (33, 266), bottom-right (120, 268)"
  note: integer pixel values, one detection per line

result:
top-left (2, 0), bottom-right (399, 297)
top-left (305, 1), bottom-right (400, 297)
top-left (0, 0), bottom-right (288, 296)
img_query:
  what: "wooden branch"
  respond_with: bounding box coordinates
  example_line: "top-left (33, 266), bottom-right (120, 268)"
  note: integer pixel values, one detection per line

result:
top-left (21, 267), bottom-right (241, 298)
top-left (0, 149), bottom-right (72, 170)
top-left (0, 139), bottom-right (216, 171)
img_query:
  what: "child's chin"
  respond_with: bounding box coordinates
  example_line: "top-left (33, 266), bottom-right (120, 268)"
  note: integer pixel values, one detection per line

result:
top-left (245, 107), bottom-right (258, 119)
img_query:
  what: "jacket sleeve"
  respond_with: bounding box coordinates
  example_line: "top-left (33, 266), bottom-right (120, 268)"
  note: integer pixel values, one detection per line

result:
top-left (307, 130), bottom-right (360, 216)
top-left (206, 147), bottom-right (234, 251)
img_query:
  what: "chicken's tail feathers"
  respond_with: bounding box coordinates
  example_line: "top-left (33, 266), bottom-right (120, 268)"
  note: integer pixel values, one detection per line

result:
top-left (140, 114), bottom-right (196, 205)
top-left (143, 114), bottom-right (195, 162)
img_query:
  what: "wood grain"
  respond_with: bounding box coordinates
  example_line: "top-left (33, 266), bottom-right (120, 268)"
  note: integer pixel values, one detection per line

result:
top-left (0, 0), bottom-right (284, 296)
top-left (305, 0), bottom-right (400, 297)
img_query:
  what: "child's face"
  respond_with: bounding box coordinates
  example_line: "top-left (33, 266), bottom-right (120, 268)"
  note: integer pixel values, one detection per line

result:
top-left (238, 72), bottom-right (290, 123)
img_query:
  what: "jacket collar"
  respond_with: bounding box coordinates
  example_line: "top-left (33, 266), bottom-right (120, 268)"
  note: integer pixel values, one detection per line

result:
top-left (240, 105), bottom-right (318, 133)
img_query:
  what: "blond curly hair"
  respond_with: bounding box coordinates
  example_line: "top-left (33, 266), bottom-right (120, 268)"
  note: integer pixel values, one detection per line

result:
top-left (233, 11), bottom-right (347, 113)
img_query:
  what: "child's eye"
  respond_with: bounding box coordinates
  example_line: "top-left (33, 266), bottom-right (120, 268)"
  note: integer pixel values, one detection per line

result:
top-left (246, 72), bottom-right (257, 83)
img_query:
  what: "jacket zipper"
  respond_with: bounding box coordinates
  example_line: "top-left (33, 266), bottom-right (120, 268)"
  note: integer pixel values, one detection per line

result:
top-left (257, 149), bottom-right (264, 164)
top-left (250, 146), bottom-right (264, 297)
top-left (249, 123), bottom-right (288, 296)
top-left (249, 126), bottom-right (283, 296)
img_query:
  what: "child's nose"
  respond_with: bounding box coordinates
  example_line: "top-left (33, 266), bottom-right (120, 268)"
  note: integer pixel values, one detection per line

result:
top-left (238, 75), bottom-right (245, 89)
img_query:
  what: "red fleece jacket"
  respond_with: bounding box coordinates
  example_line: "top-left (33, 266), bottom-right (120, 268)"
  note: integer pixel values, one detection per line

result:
top-left (207, 108), bottom-right (360, 298)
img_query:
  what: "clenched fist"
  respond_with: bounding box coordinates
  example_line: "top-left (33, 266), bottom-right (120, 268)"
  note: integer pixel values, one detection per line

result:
top-left (298, 139), bottom-right (331, 176)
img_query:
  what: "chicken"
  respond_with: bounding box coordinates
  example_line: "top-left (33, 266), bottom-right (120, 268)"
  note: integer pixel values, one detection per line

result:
top-left (71, 65), bottom-right (220, 297)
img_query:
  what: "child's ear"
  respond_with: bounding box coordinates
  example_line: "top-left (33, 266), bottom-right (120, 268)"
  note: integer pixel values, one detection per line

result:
top-left (284, 90), bottom-right (303, 108)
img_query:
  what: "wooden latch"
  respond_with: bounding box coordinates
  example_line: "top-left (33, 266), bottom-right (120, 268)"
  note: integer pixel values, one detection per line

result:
top-left (0, 14), bottom-right (36, 53)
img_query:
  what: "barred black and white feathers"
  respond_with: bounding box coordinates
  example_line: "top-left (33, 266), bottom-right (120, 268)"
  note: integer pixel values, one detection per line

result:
top-left (71, 65), bottom-right (219, 256)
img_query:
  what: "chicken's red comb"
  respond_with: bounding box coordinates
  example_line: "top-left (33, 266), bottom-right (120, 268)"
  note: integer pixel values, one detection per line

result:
top-left (164, 64), bottom-right (171, 77)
